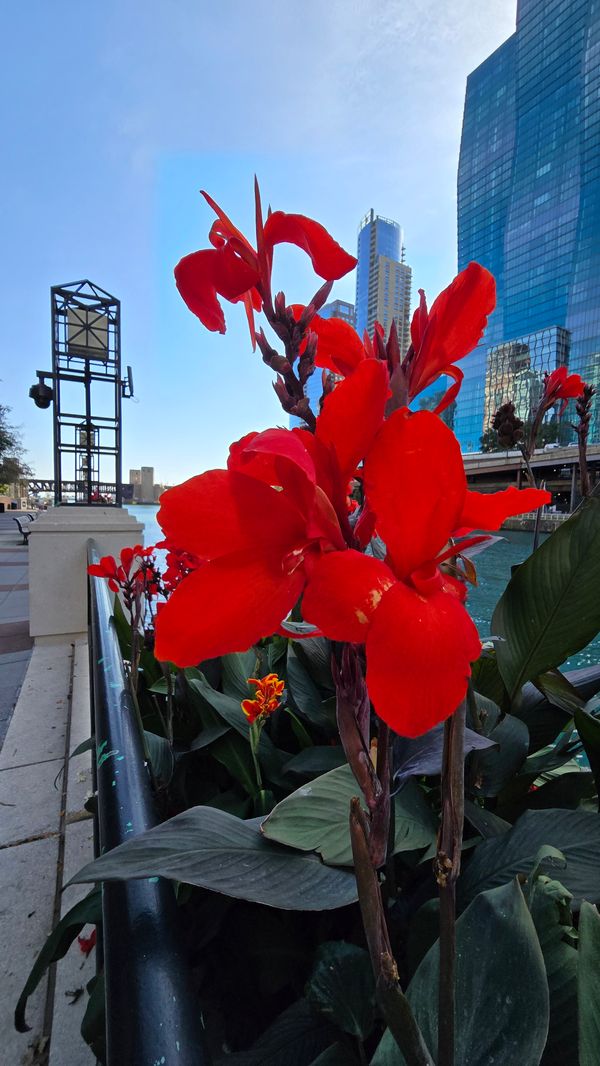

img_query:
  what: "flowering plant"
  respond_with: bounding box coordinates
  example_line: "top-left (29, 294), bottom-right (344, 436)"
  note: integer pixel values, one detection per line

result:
top-left (24, 185), bottom-right (600, 1066)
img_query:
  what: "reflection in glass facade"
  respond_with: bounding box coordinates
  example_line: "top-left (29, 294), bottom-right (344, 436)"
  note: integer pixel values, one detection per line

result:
top-left (456, 0), bottom-right (600, 451)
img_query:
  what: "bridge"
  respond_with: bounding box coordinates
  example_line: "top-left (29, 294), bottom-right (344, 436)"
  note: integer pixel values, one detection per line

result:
top-left (464, 442), bottom-right (600, 510)
top-left (24, 480), bottom-right (134, 502)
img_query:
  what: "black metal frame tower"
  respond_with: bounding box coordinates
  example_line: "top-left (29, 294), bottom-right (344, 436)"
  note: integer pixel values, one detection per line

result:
top-left (29, 280), bottom-right (133, 507)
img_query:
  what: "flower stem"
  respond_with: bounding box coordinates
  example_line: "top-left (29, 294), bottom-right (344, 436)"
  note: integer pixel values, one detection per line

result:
top-left (249, 721), bottom-right (263, 791)
top-left (350, 799), bottom-right (434, 1066)
top-left (435, 699), bottom-right (466, 1066)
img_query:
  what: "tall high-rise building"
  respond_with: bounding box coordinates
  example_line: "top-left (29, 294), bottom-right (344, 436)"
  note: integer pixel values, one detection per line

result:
top-left (355, 210), bottom-right (412, 355)
top-left (456, 0), bottom-right (600, 451)
top-left (290, 299), bottom-right (356, 425)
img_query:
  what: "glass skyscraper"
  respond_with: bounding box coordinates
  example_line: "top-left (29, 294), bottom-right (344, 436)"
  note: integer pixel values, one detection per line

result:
top-left (455, 0), bottom-right (600, 451)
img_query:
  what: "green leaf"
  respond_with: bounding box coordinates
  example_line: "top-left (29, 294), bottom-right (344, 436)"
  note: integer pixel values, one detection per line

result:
top-left (492, 496), bottom-right (600, 700)
top-left (305, 941), bottom-right (375, 1040)
top-left (463, 798), bottom-right (511, 839)
top-left (262, 767), bottom-right (436, 867)
top-left (186, 670), bottom-right (250, 737)
top-left (143, 730), bottom-right (174, 787)
top-left (578, 901), bottom-right (600, 1066)
top-left (69, 805), bottom-right (358, 910)
top-left (472, 713), bottom-right (529, 797)
top-left (525, 868), bottom-right (578, 1066)
top-left (286, 648), bottom-right (337, 733)
top-left (459, 808), bottom-right (600, 909)
top-left (292, 637), bottom-right (334, 692)
top-left (214, 999), bottom-right (339, 1066)
top-left (574, 705), bottom-right (600, 800)
top-left (535, 670), bottom-right (585, 715)
top-left (15, 887), bottom-right (102, 1032)
top-left (471, 649), bottom-right (508, 707)
top-left (189, 722), bottom-right (231, 750)
top-left (308, 1045), bottom-right (359, 1065)
top-left (372, 881), bottom-right (549, 1066)
top-left (210, 731), bottom-right (257, 796)
top-left (70, 736), bottom-right (94, 759)
top-left (283, 746), bottom-right (348, 779)
top-left (221, 649), bottom-right (259, 700)
top-left (80, 972), bottom-right (106, 1064)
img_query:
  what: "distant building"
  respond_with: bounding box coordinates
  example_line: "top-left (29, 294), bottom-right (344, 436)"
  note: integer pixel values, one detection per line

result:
top-left (355, 209), bottom-right (412, 356)
top-left (140, 466), bottom-right (154, 503)
top-left (455, 0), bottom-right (600, 451)
top-left (320, 299), bottom-right (355, 328)
top-left (127, 466), bottom-right (155, 503)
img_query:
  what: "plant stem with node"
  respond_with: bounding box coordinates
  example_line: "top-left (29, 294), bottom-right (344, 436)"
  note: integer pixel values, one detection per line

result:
top-left (350, 799), bottom-right (434, 1066)
top-left (435, 699), bottom-right (466, 1066)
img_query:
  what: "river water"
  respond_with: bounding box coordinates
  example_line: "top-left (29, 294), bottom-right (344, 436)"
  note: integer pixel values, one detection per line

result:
top-left (126, 505), bottom-right (600, 673)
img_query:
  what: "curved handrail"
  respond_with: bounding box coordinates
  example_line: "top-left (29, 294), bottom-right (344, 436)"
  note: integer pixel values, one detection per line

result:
top-left (88, 539), bottom-right (206, 1065)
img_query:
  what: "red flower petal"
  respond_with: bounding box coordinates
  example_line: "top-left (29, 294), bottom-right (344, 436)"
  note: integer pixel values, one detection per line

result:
top-left (316, 359), bottom-right (389, 482)
top-left (174, 245), bottom-right (260, 333)
top-left (459, 486), bottom-right (551, 531)
top-left (158, 469), bottom-right (307, 561)
top-left (302, 550), bottom-right (396, 643)
top-left (263, 212), bottom-right (357, 280)
top-left (366, 582), bottom-right (481, 737)
top-left (310, 315), bottom-right (366, 377)
top-left (154, 551), bottom-right (305, 666)
top-left (363, 410), bottom-right (466, 579)
top-left (545, 366), bottom-right (586, 402)
top-left (228, 427), bottom-right (318, 523)
top-left (408, 263), bottom-right (496, 398)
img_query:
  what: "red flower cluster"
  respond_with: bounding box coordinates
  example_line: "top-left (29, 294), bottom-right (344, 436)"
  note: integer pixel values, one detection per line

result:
top-left (543, 366), bottom-right (586, 414)
top-left (88, 545), bottom-right (159, 597)
top-left (241, 673), bottom-right (285, 725)
top-left (154, 359), bottom-right (548, 737)
top-left (174, 183), bottom-right (356, 344)
top-left (156, 541), bottom-right (202, 596)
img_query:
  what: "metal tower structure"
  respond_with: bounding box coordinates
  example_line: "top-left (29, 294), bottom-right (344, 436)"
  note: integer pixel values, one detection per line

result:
top-left (29, 280), bottom-right (133, 506)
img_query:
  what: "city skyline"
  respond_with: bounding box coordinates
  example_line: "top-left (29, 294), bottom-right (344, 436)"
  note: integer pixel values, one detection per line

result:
top-left (455, 0), bottom-right (600, 451)
top-left (1, 2), bottom-right (517, 484)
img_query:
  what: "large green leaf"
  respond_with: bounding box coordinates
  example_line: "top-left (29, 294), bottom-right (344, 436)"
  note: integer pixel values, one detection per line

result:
top-left (186, 670), bottom-right (250, 737)
top-left (286, 648), bottom-right (337, 733)
top-left (574, 705), bottom-right (600, 801)
top-left (471, 713), bottom-right (529, 797)
top-left (210, 731), bottom-right (258, 796)
top-left (577, 901), bottom-right (600, 1066)
top-left (143, 729), bottom-right (174, 787)
top-left (492, 497), bottom-right (600, 700)
top-left (262, 766), bottom-right (436, 866)
top-left (459, 808), bottom-right (600, 908)
top-left (15, 887), bottom-right (102, 1032)
top-left (69, 805), bottom-right (358, 910)
top-left (214, 999), bottom-right (339, 1066)
top-left (283, 746), bottom-right (347, 779)
top-left (221, 649), bottom-right (259, 700)
top-left (305, 941), bottom-right (375, 1040)
top-left (371, 881), bottom-right (549, 1066)
top-left (525, 871), bottom-right (578, 1066)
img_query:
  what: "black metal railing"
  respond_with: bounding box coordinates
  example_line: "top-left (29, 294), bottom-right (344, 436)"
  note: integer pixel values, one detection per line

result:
top-left (88, 540), bottom-right (206, 1065)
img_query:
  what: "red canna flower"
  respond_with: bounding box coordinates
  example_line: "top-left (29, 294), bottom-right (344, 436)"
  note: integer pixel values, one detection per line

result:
top-left (78, 928), bottom-right (97, 957)
top-left (241, 673), bottom-right (285, 724)
top-left (153, 360), bottom-right (389, 666)
top-left (542, 366), bottom-right (587, 414)
top-left (301, 410), bottom-right (549, 737)
top-left (401, 262), bottom-right (496, 414)
top-left (174, 183), bottom-right (356, 345)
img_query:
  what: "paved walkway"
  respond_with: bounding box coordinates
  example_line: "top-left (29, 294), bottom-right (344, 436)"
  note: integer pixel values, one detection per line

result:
top-left (0, 513), bottom-right (95, 1064)
top-left (0, 513), bottom-right (33, 751)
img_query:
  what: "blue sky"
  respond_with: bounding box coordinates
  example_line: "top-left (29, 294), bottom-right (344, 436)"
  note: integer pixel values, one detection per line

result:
top-left (1, 0), bottom-right (515, 485)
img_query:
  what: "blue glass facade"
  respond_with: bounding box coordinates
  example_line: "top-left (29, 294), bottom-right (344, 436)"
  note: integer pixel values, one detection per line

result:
top-left (456, 0), bottom-right (600, 451)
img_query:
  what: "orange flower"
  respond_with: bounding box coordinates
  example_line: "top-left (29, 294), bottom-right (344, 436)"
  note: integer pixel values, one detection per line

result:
top-left (241, 673), bottom-right (285, 725)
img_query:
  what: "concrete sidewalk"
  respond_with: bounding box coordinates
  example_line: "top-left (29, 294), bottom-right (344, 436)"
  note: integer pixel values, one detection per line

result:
top-left (0, 514), bottom-right (96, 1064)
